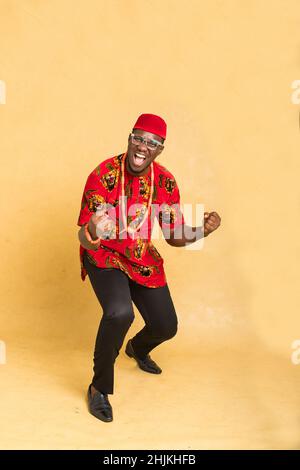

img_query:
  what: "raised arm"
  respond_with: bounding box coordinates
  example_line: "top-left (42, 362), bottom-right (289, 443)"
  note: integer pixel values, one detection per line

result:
top-left (162, 211), bottom-right (221, 247)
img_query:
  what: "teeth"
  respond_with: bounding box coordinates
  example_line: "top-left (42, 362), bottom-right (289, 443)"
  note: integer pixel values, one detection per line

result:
top-left (135, 153), bottom-right (146, 159)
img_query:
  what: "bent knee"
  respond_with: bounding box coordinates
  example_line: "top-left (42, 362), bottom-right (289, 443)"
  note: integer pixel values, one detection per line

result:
top-left (104, 307), bottom-right (134, 325)
top-left (166, 323), bottom-right (178, 339)
top-left (156, 321), bottom-right (178, 340)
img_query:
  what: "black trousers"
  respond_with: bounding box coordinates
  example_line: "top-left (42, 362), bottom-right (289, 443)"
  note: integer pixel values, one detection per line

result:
top-left (83, 251), bottom-right (178, 394)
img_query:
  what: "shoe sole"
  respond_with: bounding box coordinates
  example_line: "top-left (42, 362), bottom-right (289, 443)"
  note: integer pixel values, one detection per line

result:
top-left (90, 410), bottom-right (113, 422)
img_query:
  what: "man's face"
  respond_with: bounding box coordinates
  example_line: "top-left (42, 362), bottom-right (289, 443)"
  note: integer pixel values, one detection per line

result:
top-left (126, 129), bottom-right (164, 176)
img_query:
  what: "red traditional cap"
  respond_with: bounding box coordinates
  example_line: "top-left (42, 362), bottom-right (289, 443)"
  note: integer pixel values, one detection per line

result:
top-left (133, 113), bottom-right (167, 140)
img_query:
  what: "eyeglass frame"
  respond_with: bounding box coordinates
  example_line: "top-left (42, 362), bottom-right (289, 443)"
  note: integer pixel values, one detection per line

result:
top-left (129, 133), bottom-right (164, 151)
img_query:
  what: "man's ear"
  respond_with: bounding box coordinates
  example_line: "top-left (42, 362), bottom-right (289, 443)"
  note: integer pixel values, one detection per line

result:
top-left (156, 146), bottom-right (164, 157)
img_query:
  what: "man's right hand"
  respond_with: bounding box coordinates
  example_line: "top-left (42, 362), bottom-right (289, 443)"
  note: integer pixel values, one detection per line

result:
top-left (77, 207), bottom-right (107, 251)
top-left (88, 212), bottom-right (104, 240)
top-left (88, 206), bottom-right (115, 240)
top-left (79, 205), bottom-right (116, 250)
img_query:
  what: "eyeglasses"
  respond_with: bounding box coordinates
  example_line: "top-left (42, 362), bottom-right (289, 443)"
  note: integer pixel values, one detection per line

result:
top-left (129, 133), bottom-right (164, 151)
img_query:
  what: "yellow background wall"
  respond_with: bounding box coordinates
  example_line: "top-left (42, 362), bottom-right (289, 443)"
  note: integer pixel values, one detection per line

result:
top-left (0, 0), bottom-right (299, 449)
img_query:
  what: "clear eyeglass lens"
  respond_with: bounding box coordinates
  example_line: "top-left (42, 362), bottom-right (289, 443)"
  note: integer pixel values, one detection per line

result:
top-left (132, 135), bottom-right (159, 150)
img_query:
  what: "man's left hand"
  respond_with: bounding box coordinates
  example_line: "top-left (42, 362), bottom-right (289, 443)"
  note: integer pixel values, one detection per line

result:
top-left (204, 211), bottom-right (221, 237)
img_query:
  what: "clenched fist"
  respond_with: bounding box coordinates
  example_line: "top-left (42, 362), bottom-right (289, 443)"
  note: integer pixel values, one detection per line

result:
top-left (88, 205), bottom-right (116, 240)
top-left (204, 211), bottom-right (221, 237)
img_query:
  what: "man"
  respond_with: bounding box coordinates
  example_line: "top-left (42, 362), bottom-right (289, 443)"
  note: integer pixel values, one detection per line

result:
top-left (77, 113), bottom-right (221, 422)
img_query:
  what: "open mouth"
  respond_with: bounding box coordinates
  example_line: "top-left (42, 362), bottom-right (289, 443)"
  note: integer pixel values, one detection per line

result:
top-left (133, 152), bottom-right (146, 167)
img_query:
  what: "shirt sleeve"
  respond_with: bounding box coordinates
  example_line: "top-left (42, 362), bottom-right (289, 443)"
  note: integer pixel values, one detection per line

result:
top-left (77, 169), bottom-right (107, 227)
top-left (158, 178), bottom-right (185, 231)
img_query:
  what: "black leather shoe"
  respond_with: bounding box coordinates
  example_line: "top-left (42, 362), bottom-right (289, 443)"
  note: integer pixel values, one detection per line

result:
top-left (87, 384), bottom-right (113, 422)
top-left (125, 339), bottom-right (162, 374)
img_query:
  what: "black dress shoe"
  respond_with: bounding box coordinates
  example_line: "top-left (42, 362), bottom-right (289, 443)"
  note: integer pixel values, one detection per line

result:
top-left (87, 384), bottom-right (113, 422)
top-left (125, 339), bottom-right (162, 374)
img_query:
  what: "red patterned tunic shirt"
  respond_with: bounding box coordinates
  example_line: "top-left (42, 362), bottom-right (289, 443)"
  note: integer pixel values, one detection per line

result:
top-left (77, 152), bottom-right (184, 288)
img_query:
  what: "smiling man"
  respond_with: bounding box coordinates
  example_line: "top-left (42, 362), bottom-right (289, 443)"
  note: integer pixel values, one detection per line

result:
top-left (77, 113), bottom-right (221, 422)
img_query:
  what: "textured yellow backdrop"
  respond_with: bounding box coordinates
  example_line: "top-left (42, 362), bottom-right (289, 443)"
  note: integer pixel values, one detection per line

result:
top-left (0, 0), bottom-right (299, 449)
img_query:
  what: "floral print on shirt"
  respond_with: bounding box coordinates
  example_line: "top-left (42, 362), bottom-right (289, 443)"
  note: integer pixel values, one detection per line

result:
top-left (77, 153), bottom-right (184, 288)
